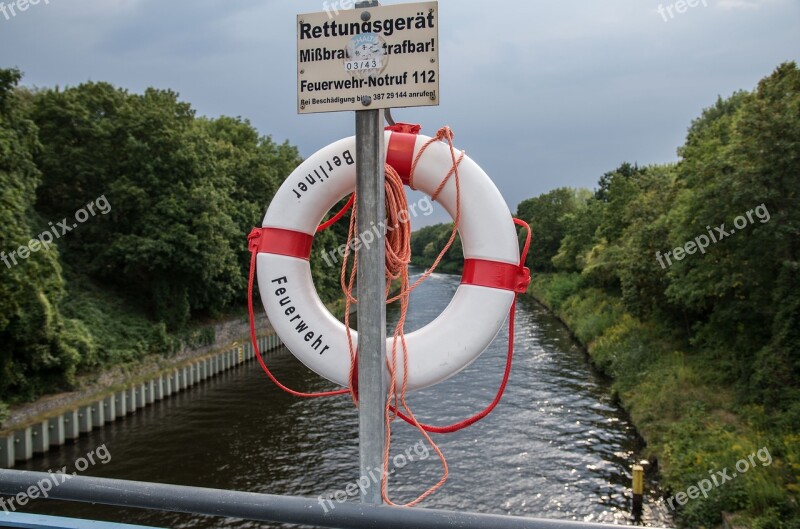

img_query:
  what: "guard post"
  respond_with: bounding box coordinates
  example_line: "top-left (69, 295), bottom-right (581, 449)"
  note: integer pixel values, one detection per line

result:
top-left (632, 464), bottom-right (644, 521)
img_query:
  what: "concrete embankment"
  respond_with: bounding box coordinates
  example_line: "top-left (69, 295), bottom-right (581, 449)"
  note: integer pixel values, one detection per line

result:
top-left (0, 320), bottom-right (281, 468)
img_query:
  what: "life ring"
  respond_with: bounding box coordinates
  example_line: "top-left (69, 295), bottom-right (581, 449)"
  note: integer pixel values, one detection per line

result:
top-left (254, 130), bottom-right (529, 391)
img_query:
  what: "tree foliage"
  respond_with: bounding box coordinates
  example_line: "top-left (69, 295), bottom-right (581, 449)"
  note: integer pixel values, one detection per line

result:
top-left (515, 188), bottom-right (589, 272)
top-left (409, 223), bottom-right (463, 274)
top-left (0, 73), bottom-right (320, 404)
top-left (549, 62), bottom-right (800, 409)
top-left (0, 70), bottom-right (93, 400)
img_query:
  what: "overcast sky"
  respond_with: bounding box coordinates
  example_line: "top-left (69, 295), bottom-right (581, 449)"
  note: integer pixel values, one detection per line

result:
top-left (2, 0), bottom-right (798, 225)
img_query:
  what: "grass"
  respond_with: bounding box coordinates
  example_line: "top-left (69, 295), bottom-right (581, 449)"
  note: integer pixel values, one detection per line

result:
top-left (528, 273), bottom-right (799, 529)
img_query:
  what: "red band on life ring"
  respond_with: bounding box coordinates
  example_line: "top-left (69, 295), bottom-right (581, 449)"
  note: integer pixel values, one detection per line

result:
top-left (461, 259), bottom-right (531, 294)
top-left (254, 228), bottom-right (314, 261)
top-left (386, 132), bottom-right (418, 187)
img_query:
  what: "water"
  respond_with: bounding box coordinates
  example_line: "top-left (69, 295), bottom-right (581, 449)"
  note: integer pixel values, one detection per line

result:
top-left (14, 271), bottom-right (673, 527)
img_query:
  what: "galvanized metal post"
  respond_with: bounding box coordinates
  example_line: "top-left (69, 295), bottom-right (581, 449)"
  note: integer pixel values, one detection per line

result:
top-left (355, 107), bottom-right (387, 505)
top-left (355, 0), bottom-right (386, 508)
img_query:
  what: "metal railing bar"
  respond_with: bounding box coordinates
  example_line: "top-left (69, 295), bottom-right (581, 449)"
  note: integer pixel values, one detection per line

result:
top-left (0, 470), bottom-right (664, 529)
top-left (0, 511), bottom-right (163, 529)
top-left (0, 470), bottom-right (667, 529)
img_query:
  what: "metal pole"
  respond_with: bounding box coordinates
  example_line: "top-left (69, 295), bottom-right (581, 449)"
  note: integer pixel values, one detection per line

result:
top-left (354, 107), bottom-right (387, 506)
top-left (0, 470), bottom-right (665, 529)
top-left (354, 0), bottom-right (386, 508)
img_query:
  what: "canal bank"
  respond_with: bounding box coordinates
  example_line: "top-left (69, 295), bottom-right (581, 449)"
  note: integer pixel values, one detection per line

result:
top-left (525, 273), bottom-right (794, 529)
top-left (0, 312), bottom-right (279, 468)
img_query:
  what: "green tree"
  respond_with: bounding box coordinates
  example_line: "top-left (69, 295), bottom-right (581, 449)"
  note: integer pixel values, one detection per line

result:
top-left (613, 165), bottom-right (679, 318)
top-left (409, 222), bottom-right (463, 274)
top-left (31, 85), bottom-right (244, 327)
top-left (552, 191), bottom-right (600, 273)
top-left (202, 116), bottom-right (302, 279)
top-left (0, 69), bottom-right (93, 401)
top-left (516, 187), bottom-right (584, 272)
top-left (666, 64), bottom-right (800, 391)
top-left (728, 63), bottom-right (800, 404)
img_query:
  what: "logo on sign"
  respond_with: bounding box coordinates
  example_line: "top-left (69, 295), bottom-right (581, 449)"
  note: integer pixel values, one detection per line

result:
top-left (345, 33), bottom-right (386, 78)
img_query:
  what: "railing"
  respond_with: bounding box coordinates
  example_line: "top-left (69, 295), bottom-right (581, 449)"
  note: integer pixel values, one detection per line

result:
top-left (0, 511), bottom-right (160, 529)
top-left (0, 470), bottom-right (668, 529)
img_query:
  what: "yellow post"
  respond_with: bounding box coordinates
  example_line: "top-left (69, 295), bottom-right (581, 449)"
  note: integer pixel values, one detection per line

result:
top-left (632, 464), bottom-right (644, 520)
top-left (632, 464), bottom-right (644, 494)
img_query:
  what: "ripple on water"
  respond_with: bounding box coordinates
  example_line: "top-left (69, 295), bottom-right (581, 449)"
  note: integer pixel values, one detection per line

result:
top-left (17, 272), bottom-right (673, 527)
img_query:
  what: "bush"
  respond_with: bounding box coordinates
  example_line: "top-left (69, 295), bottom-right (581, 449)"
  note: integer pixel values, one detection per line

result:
top-left (559, 288), bottom-right (623, 345)
top-left (0, 401), bottom-right (8, 428)
top-left (528, 273), bottom-right (581, 310)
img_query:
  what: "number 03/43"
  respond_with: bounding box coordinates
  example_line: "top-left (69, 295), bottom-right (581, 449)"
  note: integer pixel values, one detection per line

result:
top-left (413, 70), bottom-right (436, 83)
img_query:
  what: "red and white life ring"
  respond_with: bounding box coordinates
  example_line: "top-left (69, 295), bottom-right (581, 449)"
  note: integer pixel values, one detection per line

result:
top-left (254, 130), bottom-right (528, 391)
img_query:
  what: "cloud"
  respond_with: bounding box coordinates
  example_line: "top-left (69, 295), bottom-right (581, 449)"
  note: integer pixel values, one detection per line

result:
top-left (716, 0), bottom-right (785, 9)
top-left (717, 0), bottom-right (762, 9)
top-left (1, 0), bottom-right (798, 218)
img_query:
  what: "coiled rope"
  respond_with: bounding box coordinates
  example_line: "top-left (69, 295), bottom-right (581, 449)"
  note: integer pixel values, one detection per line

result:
top-left (247, 125), bottom-right (531, 507)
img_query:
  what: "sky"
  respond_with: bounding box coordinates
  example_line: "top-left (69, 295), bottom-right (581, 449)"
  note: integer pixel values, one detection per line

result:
top-left (1, 0), bottom-right (798, 226)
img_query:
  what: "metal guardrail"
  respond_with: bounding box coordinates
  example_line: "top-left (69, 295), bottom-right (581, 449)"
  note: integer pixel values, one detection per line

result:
top-left (0, 512), bottom-right (161, 529)
top-left (0, 470), bottom-right (668, 529)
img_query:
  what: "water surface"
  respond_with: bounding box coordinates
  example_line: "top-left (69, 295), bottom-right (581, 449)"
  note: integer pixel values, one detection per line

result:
top-left (16, 271), bottom-right (672, 527)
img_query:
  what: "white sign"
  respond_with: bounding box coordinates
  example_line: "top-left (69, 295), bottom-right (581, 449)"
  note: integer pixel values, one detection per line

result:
top-left (297, 1), bottom-right (439, 114)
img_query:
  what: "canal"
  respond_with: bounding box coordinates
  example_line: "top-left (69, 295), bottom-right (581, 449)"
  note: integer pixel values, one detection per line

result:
top-left (15, 270), bottom-right (673, 527)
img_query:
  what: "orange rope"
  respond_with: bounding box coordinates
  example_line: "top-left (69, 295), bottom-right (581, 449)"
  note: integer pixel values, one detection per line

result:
top-left (387, 129), bottom-right (465, 304)
top-left (338, 126), bottom-right (464, 507)
top-left (249, 126), bottom-right (529, 507)
top-left (317, 194), bottom-right (355, 233)
top-left (381, 164), bottom-right (448, 507)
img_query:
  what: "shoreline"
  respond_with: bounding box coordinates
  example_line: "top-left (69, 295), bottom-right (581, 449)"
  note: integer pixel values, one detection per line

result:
top-left (523, 273), bottom-right (794, 529)
top-left (1, 313), bottom-right (271, 436)
top-left (518, 289), bottom-right (670, 514)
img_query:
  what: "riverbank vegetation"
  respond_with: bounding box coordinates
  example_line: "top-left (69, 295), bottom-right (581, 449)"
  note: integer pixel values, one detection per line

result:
top-left (524, 65), bottom-right (798, 528)
top-left (412, 62), bottom-right (799, 528)
top-left (409, 223), bottom-right (463, 274)
top-left (0, 69), bottom-right (350, 422)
